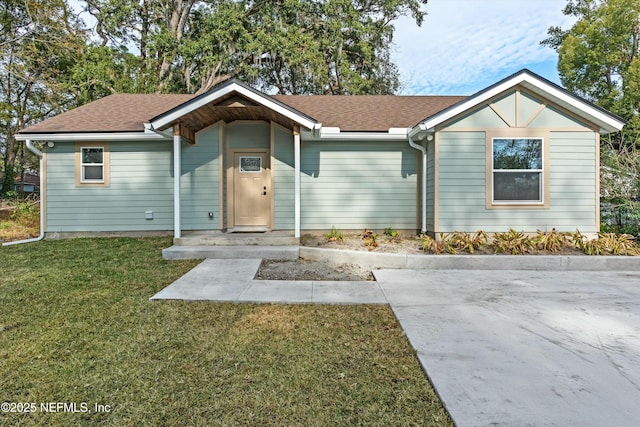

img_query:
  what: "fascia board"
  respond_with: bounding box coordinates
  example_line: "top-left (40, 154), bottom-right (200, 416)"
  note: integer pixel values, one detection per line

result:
top-left (15, 131), bottom-right (170, 142)
top-left (150, 83), bottom-right (317, 131)
top-left (314, 129), bottom-right (408, 141)
top-left (420, 72), bottom-right (625, 133)
top-left (421, 74), bottom-right (529, 130)
top-left (518, 80), bottom-right (626, 133)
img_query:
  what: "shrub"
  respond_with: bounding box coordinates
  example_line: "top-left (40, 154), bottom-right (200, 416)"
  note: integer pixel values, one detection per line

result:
top-left (0, 199), bottom-right (40, 241)
top-left (532, 229), bottom-right (569, 253)
top-left (383, 227), bottom-right (401, 240)
top-left (420, 234), bottom-right (439, 254)
top-left (598, 232), bottom-right (640, 255)
top-left (449, 231), bottom-right (488, 254)
top-left (491, 229), bottom-right (534, 255)
top-left (8, 200), bottom-right (40, 229)
top-left (571, 231), bottom-right (640, 255)
top-left (324, 226), bottom-right (344, 243)
top-left (361, 229), bottom-right (379, 250)
top-left (571, 231), bottom-right (606, 255)
top-left (420, 233), bottom-right (455, 254)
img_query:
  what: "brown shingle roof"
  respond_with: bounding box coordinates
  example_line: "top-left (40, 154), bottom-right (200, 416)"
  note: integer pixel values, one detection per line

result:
top-left (274, 95), bottom-right (466, 131)
top-left (19, 92), bottom-right (466, 134)
top-left (20, 94), bottom-right (195, 134)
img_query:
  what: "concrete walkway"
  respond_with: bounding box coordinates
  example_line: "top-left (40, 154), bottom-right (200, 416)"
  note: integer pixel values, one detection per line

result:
top-left (150, 259), bottom-right (385, 304)
top-left (152, 258), bottom-right (640, 426)
top-left (375, 269), bottom-right (640, 427)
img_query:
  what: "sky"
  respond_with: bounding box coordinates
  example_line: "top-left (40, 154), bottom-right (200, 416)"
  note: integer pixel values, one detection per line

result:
top-left (391, 0), bottom-right (577, 95)
top-left (70, 0), bottom-right (576, 96)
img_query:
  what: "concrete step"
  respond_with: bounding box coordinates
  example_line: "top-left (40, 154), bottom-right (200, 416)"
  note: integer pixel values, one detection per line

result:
top-left (163, 245), bottom-right (299, 260)
top-left (174, 231), bottom-right (299, 246)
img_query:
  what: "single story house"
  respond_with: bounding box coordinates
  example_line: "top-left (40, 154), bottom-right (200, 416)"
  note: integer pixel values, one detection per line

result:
top-left (15, 69), bottom-right (625, 240)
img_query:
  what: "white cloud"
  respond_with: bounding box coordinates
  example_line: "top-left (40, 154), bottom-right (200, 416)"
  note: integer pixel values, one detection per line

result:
top-left (392, 0), bottom-right (576, 94)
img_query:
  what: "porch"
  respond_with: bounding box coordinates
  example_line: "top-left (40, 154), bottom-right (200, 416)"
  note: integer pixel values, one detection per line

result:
top-left (174, 230), bottom-right (299, 246)
top-left (163, 230), bottom-right (300, 260)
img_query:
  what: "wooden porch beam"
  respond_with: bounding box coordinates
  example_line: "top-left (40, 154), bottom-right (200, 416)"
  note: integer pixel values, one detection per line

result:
top-left (173, 123), bottom-right (196, 144)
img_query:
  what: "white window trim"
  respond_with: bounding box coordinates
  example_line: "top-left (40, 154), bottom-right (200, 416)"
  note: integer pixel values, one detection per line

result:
top-left (80, 146), bottom-right (105, 183)
top-left (491, 137), bottom-right (544, 206)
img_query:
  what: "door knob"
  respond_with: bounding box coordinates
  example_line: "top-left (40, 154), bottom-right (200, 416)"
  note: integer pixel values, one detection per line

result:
top-left (262, 186), bottom-right (267, 195)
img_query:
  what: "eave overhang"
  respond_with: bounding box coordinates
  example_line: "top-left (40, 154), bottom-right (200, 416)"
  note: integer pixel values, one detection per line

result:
top-left (14, 130), bottom-right (170, 142)
top-left (149, 79), bottom-right (318, 133)
top-left (301, 127), bottom-right (409, 141)
top-left (411, 69), bottom-right (626, 135)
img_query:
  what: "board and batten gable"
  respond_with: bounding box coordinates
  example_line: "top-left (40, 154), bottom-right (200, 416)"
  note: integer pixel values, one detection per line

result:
top-left (44, 140), bottom-right (175, 232)
top-left (434, 88), bottom-right (600, 233)
top-left (300, 139), bottom-right (418, 230)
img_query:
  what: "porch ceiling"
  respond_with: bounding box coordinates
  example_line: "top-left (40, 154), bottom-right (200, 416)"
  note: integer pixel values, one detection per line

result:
top-left (156, 92), bottom-right (299, 135)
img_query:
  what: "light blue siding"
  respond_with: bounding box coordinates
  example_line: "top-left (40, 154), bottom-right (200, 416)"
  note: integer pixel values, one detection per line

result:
top-left (529, 105), bottom-right (589, 128)
top-left (273, 126), bottom-right (295, 229)
top-left (447, 105), bottom-right (508, 128)
top-left (493, 91), bottom-right (517, 125)
top-left (45, 141), bottom-right (174, 232)
top-left (181, 125), bottom-right (220, 230)
top-left (519, 92), bottom-right (544, 125)
top-left (300, 140), bottom-right (417, 230)
top-left (435, 130), bottom-right (598, 233)
top-left (228, 122), bottom-right (270, 150)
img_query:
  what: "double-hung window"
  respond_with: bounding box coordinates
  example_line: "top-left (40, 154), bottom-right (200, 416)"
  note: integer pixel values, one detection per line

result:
top-left (492, 138), bottom-right (543, 204)
top-left (75, 143), bottom-right (110, 186)
top-left (81, 147), bottom-right (105, 183)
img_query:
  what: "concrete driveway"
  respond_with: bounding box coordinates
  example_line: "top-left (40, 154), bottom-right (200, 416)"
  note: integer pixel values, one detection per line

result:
top-left (374, 269), bottom-right (640, 427)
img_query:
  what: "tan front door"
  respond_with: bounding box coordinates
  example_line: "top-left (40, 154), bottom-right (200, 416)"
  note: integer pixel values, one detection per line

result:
top-left (233, 151), bottom-right (270, 228)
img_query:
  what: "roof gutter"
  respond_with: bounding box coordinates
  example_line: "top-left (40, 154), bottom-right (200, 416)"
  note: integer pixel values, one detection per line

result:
top-left (15, 131), bottom-right (169, 142)
top-left (3, 139), bottom-right (45, 246)
top-left (408, 124), bottom-right (430, 234)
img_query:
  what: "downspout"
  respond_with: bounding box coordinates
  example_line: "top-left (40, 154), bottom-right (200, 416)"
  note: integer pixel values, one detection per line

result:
top-left (3, 139), bottom-right (45, 246)
top-left (407, 126), bottom-right (428, 234)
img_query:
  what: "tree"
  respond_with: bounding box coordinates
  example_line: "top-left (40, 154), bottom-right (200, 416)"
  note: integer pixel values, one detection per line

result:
top-left (542, 0), bottom-right (640, 134)
top-left (0, 0), bottom-right (86, 198)
top-left (78, 0), bottom-right (428, 95)
top-left (543, 0), bottom-right (640, 235)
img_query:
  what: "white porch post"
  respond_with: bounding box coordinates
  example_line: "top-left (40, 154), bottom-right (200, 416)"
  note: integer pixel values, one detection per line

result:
top-left (294, 126), bottom-right (301, 238)
top-left (173, 126), bottom-right (182, 239)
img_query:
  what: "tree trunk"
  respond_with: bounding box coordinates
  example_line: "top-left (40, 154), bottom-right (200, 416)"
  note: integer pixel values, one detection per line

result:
top-left (1, 134), bottom-right (17, 199)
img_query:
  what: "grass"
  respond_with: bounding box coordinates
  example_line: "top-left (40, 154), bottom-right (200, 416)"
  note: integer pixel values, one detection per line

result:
top-left (0, 237), bottom-right (452, 426)
top-left (0, 200), bottom-right (40, 242)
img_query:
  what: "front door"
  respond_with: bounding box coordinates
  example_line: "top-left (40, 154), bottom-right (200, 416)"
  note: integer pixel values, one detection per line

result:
top-left (233, 151), bottom-right (270, 228)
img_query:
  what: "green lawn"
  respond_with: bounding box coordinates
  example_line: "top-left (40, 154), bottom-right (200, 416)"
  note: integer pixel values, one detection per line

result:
top-left (0, 237), bottom-right (452, 426)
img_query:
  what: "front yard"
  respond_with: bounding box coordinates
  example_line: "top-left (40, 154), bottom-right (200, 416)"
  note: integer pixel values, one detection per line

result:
top-left (0, 237), bottom-right (451, 426)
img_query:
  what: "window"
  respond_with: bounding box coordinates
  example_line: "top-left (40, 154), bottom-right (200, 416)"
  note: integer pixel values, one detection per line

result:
top-left (492, 138), bottom-right (543, 204)
top-left (75, 143), bottom-right (110, 186)
top-left (239, 156), bottom-right (262, 173)
top-left (81, 147), bottom-right (104, 182)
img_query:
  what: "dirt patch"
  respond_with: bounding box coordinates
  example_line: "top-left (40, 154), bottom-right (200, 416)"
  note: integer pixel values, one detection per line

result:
top-left (301, 232), bottom-right (594, 256)
top-left (256, 231), bottom-right (601, 281)
top-left (301, 232), bottom-right (424, 254)
top-left (255, 258), bottom-right (374, 281)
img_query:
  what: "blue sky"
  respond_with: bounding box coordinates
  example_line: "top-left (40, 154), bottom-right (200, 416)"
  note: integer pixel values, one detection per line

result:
top-left (70, 0), bottom-right (576, 96)
top-left (391, 0), bottom-right (576, 95)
